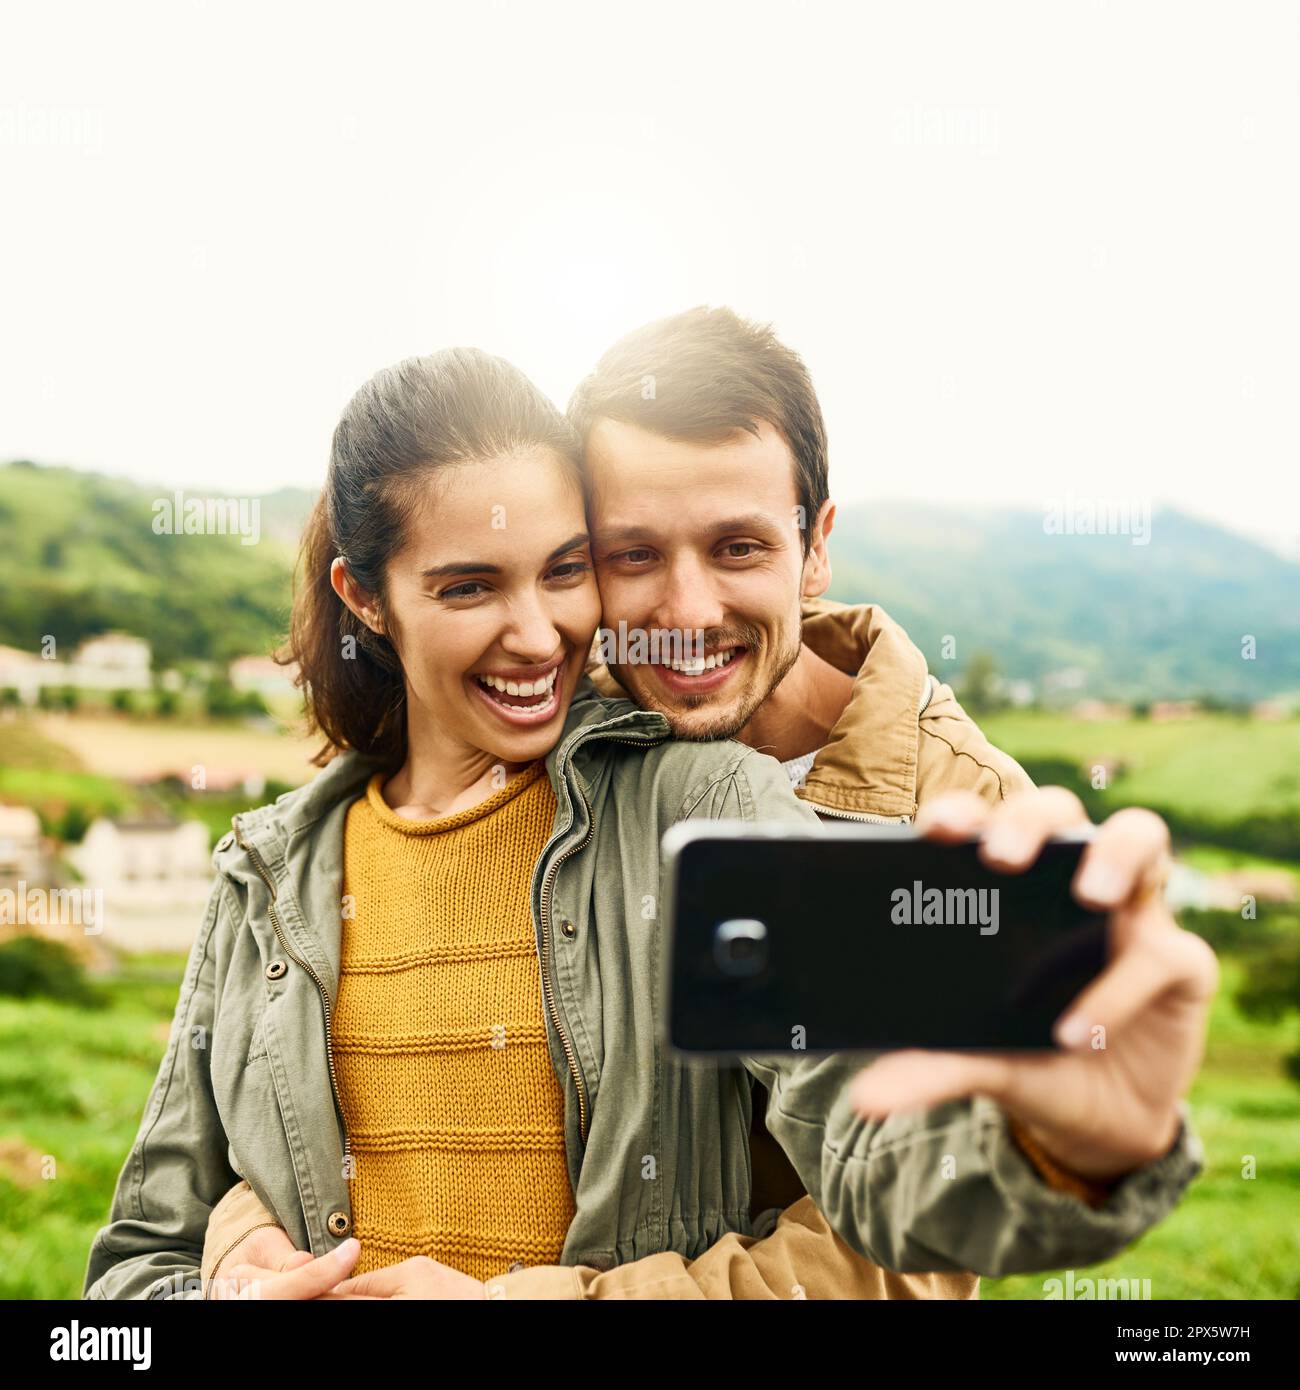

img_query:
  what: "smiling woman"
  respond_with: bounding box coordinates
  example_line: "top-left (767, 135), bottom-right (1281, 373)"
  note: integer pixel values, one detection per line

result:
top-left (288, 349), bottom-right (599, 788)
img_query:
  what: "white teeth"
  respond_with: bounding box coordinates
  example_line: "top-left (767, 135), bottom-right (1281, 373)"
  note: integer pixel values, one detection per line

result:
top-left (476, 667), bottom-right (559, 699)
top-left (668, 649), bottom-right (736, 675)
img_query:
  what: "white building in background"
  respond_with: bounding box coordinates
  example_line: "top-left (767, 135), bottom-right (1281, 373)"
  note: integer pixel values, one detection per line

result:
top-left (71, 816), bottom-right (210, 887)
top-left (68, 633), bottom-right (153, 690)
top-left (0, 645), bottom-right (45, 703)
top-left (0, 804), bottom-right (43, 883)
top-left (67, 815), bottom-right (213, 952)
top-left (229, 654), bottom-right (299, 699)
top-left (0, 632), bottom-right (155, 700)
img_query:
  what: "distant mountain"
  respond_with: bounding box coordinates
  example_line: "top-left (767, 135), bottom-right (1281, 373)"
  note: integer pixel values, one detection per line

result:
top-left (2, 462), bottom-right (1296, 699)
top-left (825, 502), bottom-right (1300, 702)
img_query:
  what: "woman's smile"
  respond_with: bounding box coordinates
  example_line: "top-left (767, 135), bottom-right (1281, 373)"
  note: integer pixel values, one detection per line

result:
top-left (468, 654), bottom-right (566, 727)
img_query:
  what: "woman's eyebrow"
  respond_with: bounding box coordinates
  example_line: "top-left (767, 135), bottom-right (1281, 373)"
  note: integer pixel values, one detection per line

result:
top-left (421, 560), bottom-right (501, 579)
top-left (547, 532), bottom-right (591, 561)
top-left (421, 532), bottom-right (589, 580)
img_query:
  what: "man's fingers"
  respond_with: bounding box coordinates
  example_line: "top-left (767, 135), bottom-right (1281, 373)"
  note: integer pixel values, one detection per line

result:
top-left (849, 1048), bottom-right (1017, 1115)
top-left (330, 1265), bottom-right (405, 1298)
top-left (274, 1249), bottom-right (318, 1274)
top-left (253, 1238), bottom-right (361, 1300)
top-left (1072, 806), bottom-right (1171, 913)
top-left (1054, 920), bottom-right (1218, 1049)
top-left (914, 790), bottom-right (992, 841)
top-left (978, 786), bottom-right (1089, 871)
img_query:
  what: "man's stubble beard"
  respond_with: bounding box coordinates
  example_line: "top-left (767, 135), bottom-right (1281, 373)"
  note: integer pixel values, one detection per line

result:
top-left (615, 617), bottom-right (804, 743)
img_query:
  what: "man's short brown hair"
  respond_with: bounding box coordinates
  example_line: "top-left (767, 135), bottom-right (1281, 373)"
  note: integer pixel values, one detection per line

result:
top-left (567, 306), bottom-right (829, 552)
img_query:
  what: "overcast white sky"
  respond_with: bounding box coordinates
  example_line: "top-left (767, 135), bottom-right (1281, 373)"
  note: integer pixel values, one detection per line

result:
top-left (2, 1), bottom-right (1297, 555)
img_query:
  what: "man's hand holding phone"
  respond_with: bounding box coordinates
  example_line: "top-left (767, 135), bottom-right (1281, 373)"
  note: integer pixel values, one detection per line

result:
top-left (847, 787), bottom-right (1219, 1184)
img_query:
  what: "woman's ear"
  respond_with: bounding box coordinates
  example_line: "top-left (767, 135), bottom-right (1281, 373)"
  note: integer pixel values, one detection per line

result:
top-left (800, 500), bottom-right (836, 599)
top-left (330, 556), bottom-right (385, 635)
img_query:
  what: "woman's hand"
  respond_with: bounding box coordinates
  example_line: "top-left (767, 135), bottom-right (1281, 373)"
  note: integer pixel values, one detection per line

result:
top-left (321, 1255), bottom-right (486, 1300)
top-left (207, 1233), bottom-right (362, 1299)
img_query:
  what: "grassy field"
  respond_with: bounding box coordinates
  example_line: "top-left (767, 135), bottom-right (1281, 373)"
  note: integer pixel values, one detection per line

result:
top-left (981, 955), bottom-right (1300, 1300)
top-left (0, 950), bottom-right (1295, 1299)
top-left (29, 713), bottom-right (319, 785)
top-left (0, 711), bottom-right (318, 845)
top-left (980, 710), bottom-right (1300, 820)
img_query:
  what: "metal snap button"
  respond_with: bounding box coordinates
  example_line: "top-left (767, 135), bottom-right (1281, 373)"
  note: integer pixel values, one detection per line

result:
top-left (559, 919), bottom-right (576, 939)
top-left (327, 1211), bottom-right (350, 1236)
top-left (265, 959), bottom-right (287, 980)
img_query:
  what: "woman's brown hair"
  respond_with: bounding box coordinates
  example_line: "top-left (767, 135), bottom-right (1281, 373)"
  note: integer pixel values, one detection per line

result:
top-left (281, 347), bottom-right (582, 768)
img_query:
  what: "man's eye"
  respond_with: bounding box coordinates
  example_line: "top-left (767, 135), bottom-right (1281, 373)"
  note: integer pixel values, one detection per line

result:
top-left (618, 548), bottom-right (654, 565)
top-left (721, 542), bottom-right (759, 559)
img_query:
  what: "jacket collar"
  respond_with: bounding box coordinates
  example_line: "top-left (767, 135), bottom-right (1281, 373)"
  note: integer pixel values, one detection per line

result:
top-left (794, 598), bottom-right (931, 819)
top-left (586, 598), bottom-right (931, 820)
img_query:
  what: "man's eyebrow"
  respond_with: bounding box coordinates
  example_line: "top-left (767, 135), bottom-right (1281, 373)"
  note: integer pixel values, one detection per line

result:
top-left (596, 514), bottom-right (783, 546)
top-left (420, 532), bottom-right (589, 580)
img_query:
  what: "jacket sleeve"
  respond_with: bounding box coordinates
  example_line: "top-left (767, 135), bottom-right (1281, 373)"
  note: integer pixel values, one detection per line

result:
top-left (83, 875), bottom-right (241, 1300)
top-left (730, 749), bottom-right (1204, 1277)
top-left (486, 1196), bottom-right (978, 1299)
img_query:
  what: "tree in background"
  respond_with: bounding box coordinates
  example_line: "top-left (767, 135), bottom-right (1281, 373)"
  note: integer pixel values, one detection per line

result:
top-left (957, 649), bottom-right (1006, 715)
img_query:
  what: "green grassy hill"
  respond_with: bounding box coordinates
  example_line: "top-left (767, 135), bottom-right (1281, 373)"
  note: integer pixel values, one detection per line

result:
top-left (0, 461), bottom-right (304, 668)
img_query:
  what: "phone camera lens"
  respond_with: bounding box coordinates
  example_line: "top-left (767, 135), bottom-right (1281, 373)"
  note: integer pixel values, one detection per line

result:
top-left (713, 918), bottom-right (768, 977)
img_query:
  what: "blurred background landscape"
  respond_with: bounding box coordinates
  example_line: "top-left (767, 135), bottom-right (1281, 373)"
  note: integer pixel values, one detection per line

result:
top-left (1, 455), bottom-right (1298, 1298)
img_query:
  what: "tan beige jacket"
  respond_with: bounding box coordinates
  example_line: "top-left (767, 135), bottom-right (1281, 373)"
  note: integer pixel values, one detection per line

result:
top-left (202, 599), bottom-right (1048, 1299)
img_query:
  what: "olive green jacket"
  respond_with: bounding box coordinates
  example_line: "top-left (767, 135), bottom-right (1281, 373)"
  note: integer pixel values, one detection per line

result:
top-left (83, 645), bottom-right (1202, 1299)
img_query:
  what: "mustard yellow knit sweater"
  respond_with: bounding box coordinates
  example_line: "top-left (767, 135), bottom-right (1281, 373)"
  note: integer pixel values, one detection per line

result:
top-left (332, 761), bottom-right (575, 1281)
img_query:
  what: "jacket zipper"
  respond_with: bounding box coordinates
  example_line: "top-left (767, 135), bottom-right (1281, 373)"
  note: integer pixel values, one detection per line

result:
top-left (233, 817), bottom-right (352, 1176)
top-left (539, 728), bottom-right (666, 1147)
top-left (803, 800), bottom-right (912, 825)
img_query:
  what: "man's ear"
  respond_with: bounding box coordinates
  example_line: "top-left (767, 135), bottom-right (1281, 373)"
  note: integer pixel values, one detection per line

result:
top-left (800, 500), bottom-right (836, 599)
top-left (330, 556), bottom-right (385, 635)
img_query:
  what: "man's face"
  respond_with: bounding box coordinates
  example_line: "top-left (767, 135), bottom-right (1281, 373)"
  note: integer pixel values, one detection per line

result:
top-left (585, 417), bottom-right (830, 740)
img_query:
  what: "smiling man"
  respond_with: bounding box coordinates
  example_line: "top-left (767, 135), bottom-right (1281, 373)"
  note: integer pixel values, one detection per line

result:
top-left (558, 304), bottom-right (1213, 1296)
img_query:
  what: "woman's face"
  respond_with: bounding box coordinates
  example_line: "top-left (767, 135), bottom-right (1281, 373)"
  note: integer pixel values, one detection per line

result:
top-left (374, 450), bottom-right (600, 767)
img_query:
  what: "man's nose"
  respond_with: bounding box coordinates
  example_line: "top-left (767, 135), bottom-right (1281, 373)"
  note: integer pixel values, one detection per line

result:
top-left (653, 554), bottom-right (727, 639)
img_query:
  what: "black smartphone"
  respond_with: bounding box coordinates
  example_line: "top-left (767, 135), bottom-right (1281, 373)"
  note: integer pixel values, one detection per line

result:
top-left (662, 820), bottom-right (1108, 1055)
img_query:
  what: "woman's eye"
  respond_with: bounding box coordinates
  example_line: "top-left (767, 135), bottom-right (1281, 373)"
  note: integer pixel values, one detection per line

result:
top-left (549, 560), bottom-right (591, 582)
top-left (440, 581), bottom-right (486, 600)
